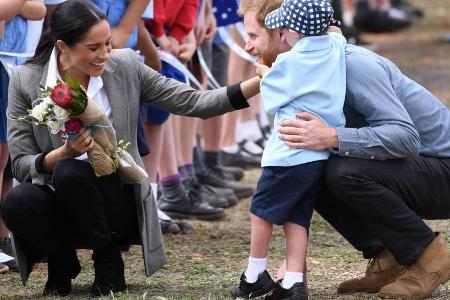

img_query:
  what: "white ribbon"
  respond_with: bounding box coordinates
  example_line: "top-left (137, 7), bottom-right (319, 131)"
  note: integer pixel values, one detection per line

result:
top-left (235, 22), bottom-right (249, 41)
top-left (196, 47), bottom-right (222, 89)
top-left (158, 50), bottom-right (204, 90)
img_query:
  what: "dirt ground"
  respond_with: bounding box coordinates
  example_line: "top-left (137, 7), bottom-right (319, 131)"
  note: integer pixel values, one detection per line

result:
top-left (1, 0), bottom-right (449, 299)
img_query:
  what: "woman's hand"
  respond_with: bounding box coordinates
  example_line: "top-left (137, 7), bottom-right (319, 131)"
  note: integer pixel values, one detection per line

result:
top-left (42, 128), bottom-right (94, 173)
top-left (255, 62), bottom-right (270, 78)
top-left (61, 127), bottom-right (95, 158)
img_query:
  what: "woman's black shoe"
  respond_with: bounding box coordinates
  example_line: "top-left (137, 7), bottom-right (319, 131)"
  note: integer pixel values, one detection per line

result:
top-left (265, 281), bottom-right (307, 300)
top-left (43, 245), bottom-right (81, 297)
top-left (231, 270), bottom-right (276, 299)
top-left (90, 248), bottom-right (126, 297)
top-left (43, 277), bottom-right (72, 297)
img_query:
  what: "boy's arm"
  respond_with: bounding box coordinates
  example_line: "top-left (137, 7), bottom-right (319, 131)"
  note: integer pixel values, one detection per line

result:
top-left (18, 0), bottom-right (46, 20)
top-left (112, 0), bottom-right (150, 48)
top-left (260, 58), bottom-right (295, 114)
top-left (178, 29), bottom-right (196, 64)
top-left (0, 21), bottom-right (4, 38)
top-left (327, 25), bottom-right (342, 34)
top-left (194, 0), bottom-right (207, 46)
top-left (137, 19), bottom-right (162, 71)
top-left (203, 0), bottom-right (216, 42)
top-left (0, 0), bottom-right (27, 20)
top-left (255, 62), bottom-right (270, 78)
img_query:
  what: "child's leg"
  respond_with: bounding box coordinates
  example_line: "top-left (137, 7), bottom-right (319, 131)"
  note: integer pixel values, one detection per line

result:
top-left (283, 221), bottom-right (308, 288)
top-left (245, 213), bottom-right (273, 283)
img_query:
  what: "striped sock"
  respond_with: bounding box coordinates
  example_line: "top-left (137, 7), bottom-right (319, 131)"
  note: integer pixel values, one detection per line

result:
top-left (178, 164), bottom-right (195, 179)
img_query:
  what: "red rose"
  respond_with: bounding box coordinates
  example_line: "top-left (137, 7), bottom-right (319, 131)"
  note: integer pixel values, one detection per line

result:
top-left (65, 118), bottom-right (82, 134)
top-left (50, 82), bottom-right (73, 107)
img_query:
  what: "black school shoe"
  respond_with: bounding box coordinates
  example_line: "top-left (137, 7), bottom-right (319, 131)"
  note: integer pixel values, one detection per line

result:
top-left (231, 270), bottom-right (276, 299)
top-left (265, 281), bottom-right (307, 300)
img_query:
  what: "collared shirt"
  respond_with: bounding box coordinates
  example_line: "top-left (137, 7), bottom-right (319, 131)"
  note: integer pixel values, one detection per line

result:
top-left (338, 44), bottom-right (450, 160)
top-left (260, 32), bottom-right (346, 167)
top-left (46, 48), bottom-right (112, 160)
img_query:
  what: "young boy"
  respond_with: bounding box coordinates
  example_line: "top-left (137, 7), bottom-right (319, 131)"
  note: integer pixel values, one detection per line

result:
top-left (231, 0), bottom-right (346, 299)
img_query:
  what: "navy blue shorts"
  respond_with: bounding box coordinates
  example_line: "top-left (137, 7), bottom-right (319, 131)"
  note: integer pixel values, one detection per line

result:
top-left (250, 161), bottom-right (326, 229)
top-left (137, 62), bottom-right (186, 156)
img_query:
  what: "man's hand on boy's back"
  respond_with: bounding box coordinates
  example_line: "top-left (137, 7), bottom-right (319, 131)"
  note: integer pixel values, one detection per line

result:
top-left (0, 21), bottom-right (4, 39)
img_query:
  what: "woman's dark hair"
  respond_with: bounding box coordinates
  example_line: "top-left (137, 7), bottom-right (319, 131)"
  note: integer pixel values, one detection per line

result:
top-left (28, 0), bottom-right (107, 65)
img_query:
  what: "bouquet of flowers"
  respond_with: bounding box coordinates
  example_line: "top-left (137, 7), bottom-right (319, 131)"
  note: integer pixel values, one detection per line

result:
top-left (20, 77), bottom-right (147, 183)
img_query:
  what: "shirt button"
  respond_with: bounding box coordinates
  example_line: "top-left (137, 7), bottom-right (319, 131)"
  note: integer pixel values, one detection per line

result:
top-left (370, 156), bottom-right (375, 160)
top-left (345, 151), bottom-right (350, 156)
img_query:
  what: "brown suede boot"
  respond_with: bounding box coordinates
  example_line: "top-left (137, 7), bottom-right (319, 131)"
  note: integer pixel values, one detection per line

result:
top-left (378, 234), bottom-right (450, 299)
top-left (337, 248), bottom-right (405, 294)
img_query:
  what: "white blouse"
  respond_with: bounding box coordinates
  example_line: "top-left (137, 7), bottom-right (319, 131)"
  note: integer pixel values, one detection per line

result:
top-left (46, 48), bottom-right (113, 160)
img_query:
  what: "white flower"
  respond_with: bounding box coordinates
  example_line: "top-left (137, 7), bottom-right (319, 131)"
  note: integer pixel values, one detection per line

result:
top-left (42, 96), bottom-right (53, 106)
top-left (47, 119), bottom-right (65, 134)
top-left (53, 105), bottom-right (70, 122)
top-left (31, 102), bottom-right (49, 123)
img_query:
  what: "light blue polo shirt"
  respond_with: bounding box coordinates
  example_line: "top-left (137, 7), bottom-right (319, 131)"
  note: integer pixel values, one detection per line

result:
top-left (260, 32), bottom-right (346, 167)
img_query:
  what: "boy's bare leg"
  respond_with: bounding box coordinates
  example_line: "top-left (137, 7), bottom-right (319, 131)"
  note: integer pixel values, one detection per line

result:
top-left (158, 119), bottom-right (179, 178)
top-left (141, 122), bottom-right (164, 182)
top-left (284, 222), bottom-right (307, 273)
top-left (282, 222), bottom-right (308, 289)
top-left (173, 115), bottom-right (198, 166)
top-left (250, 214), bottom-right (273, 258)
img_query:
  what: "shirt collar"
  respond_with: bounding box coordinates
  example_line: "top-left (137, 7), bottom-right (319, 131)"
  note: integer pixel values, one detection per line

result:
top-left (46, 47), bottom-right (104, 97)
top-left (292, 34), bottom-right (332, 53)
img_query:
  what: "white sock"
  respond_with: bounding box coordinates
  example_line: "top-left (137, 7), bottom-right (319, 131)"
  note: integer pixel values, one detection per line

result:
top-left (222, 144), bottom-right (239, 153)
top-left (157, 208), bottom-right (172, 222)
top-left (236, 120), bottom-right (262, 143)
top-left (282, 272), bottom-right (303, 289)
top-left (343, 11), bottom-right (354, 26)
top-left (244, 257), bottom-right (267, 283)
top-left (242, 140), bottom-right (263, 155)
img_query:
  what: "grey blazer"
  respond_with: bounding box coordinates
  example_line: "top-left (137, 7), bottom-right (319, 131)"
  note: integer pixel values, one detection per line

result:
top-left (6, 48), bottom-right (248, 285)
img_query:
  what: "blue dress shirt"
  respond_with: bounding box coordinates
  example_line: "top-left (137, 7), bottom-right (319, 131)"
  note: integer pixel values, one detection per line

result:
top-left (339, 45), bottom-right (450, 160)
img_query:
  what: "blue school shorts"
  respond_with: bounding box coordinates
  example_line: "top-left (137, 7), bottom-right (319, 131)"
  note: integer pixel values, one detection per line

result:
top-left (137, 61), bottom-right (186, 156)
top-left (250, 160), bottom-right (326, 229)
